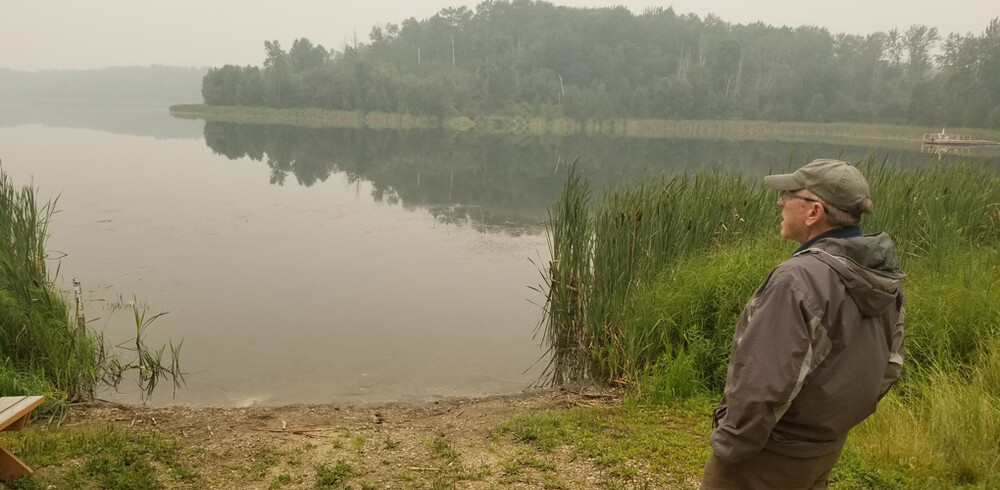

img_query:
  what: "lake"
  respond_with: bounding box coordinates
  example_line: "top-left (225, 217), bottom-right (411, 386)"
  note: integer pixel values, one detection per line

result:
top-left (1, 101), bottom-right (996, 407)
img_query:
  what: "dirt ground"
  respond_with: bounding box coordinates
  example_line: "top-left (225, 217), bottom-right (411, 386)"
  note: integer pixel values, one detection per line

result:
top-left (60, 387), bottom-right (693, 489)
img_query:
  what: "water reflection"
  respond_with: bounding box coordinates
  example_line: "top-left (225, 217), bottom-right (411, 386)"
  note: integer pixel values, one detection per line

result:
top-left (0, 124), bottom-right (553, 407)
top-left (202, 121), bottom-right (983, 229)
top-left (921, 144), bottom-right (971, 158)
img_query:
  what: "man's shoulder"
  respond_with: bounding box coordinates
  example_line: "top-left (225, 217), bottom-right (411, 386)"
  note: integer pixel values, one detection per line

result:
top-left (768, 251), bottom-right (837, 286)
top-left (776, 250), bottom-right (832, 274)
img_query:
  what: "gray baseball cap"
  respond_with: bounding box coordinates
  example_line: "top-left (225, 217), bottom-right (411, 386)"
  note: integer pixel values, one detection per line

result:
top-left (764, 159), bottom-right (871, 215)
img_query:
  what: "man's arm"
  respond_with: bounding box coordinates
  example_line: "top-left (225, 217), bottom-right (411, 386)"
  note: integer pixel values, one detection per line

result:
top-left (879, 298), bottom-right (905, 399)
top-left (710, 267), bottom-right (822, 464)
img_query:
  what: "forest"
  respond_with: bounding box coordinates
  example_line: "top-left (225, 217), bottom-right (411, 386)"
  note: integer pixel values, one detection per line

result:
top-left (200, 1), bottom-right (1000, 128)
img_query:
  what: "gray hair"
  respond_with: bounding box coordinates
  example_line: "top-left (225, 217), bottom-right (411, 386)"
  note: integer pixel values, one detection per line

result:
top-left (824, 197), bottom-right (873, 228)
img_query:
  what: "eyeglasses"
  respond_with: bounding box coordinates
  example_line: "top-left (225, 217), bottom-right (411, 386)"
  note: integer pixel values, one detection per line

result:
top-left (781, 191), bottom-right (821, 204)
top-left (780, 191), bottom-right (828, 212)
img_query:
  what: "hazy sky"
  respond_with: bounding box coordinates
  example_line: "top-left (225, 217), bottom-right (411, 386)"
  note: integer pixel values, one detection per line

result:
top-left (2, 0), bottom-right (996, 71)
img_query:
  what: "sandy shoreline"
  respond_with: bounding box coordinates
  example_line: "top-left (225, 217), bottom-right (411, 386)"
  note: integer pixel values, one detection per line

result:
top-left (41, 387), bottom-right (681, 489)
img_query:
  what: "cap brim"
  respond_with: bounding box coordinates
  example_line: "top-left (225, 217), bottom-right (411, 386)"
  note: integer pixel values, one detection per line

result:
top-left (763, 173), bottom-right (801, 191)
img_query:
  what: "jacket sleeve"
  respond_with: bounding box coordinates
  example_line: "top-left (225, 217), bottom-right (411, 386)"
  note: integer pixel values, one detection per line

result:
top-left (879, 298), bottom-right (905, 399)
top-left (710, 268), bottom-right (822, 464)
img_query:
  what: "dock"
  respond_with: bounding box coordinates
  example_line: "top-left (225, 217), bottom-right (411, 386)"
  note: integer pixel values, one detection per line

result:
top-left (922, 130), bottom-right (999, 147)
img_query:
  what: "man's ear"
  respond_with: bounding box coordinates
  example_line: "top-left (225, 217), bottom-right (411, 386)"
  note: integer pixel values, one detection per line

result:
top-left (804, 203), bottom-right (825, 226)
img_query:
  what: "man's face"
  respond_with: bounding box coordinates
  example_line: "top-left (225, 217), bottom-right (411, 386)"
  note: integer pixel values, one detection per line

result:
top-left (777, 189), bottom-right (821, 243)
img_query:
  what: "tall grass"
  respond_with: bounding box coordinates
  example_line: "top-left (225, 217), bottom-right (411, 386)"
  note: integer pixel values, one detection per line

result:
top-left (629, 235), bottom-right (788, 397)
top-left (1, 167), bottom-right (99, 409)
top-left (538, 163), bottom-right (776, 384)
top-left (865, 161), bottom-right (1000, 264)
top-left (848, 334), bottom-right (1000, 487)
top-left (1, 166), bottom-right (183, 413)
top-left (535, 165), bottom-right (592, 384)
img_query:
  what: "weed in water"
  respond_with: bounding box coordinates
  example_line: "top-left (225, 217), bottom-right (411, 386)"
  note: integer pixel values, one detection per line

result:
top-left (104, 298), bottom-right (185, 403)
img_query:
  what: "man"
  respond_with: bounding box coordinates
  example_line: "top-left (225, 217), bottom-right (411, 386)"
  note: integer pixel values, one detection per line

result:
top-left (701, 159), bottom-right (905, 489)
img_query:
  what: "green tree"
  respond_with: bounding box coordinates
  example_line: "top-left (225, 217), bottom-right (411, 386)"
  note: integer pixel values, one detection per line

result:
top-left (261, 40), bottom-right (296, 107)
top-left (201, 65), bottom-right (243, 105)
top-left (904, 24), bottom-right (940, 83)
top-left (289, 38), bottom-right (329, 73)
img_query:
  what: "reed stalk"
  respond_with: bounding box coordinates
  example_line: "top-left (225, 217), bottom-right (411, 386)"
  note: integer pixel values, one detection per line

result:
top-left (535, 164), bottom-right (592, 385)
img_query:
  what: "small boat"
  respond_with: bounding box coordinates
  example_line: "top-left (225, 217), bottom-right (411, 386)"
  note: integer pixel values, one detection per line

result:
top-left (923, 129), bottom-right (1000, 146)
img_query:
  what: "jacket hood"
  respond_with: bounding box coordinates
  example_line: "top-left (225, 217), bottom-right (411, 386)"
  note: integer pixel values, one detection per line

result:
top-left (799, 232), bottom-right (904, 317)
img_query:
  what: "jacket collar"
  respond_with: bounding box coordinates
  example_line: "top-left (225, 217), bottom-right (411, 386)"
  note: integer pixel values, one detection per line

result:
top-left (793, 225), bottom-right (862, 255)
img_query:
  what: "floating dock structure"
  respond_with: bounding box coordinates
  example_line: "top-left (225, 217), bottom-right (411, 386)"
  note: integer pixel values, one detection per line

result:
top-left (922, 130), bottom-right (999, 147)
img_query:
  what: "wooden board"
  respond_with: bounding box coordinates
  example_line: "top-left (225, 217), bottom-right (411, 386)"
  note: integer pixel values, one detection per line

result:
top-left (0, 396), bottom-right (45, 432)
top-left (1, 445), bottom-right (33, 482)
top-left (0, 395), bottom-right (44, 482)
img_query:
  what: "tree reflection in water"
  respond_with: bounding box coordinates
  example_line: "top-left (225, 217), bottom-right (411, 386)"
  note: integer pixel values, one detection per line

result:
top-left (202, 121), bottom-right (957, 231)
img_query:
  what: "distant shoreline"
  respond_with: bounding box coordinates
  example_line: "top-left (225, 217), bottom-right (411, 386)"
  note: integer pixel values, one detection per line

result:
top-left (169, 103), bottom-right (1000, 147)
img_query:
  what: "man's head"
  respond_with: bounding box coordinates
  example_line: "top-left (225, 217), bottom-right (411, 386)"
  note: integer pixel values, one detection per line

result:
top-left (764, 159), bottom-right (873, 243)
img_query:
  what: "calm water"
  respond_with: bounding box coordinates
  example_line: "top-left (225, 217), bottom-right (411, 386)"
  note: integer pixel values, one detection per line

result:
top-left (2, 102), bottom-right (997, 407)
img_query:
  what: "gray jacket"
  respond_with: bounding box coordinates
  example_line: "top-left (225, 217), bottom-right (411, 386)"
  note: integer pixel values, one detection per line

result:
top-left (710, 232), bottom-right (905, 464)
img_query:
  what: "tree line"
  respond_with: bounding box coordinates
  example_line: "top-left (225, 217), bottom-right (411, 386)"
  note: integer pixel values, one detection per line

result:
top-left (200, 0), bottom-right (1000, 128)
